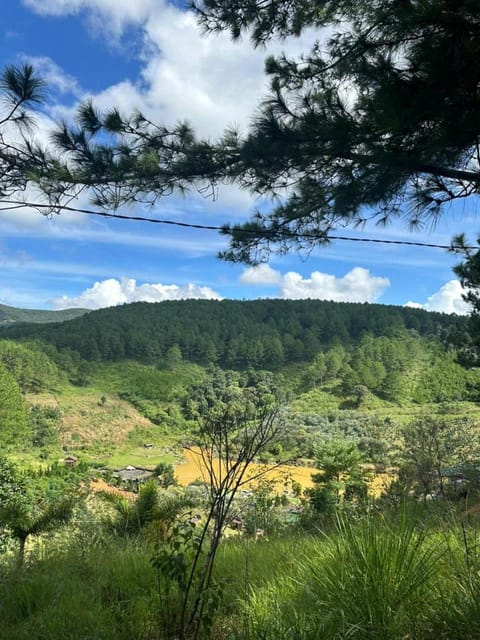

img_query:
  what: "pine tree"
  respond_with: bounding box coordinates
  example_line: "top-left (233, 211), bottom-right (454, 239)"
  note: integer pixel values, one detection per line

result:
top-left (38, 1), bottom-right (480, 262)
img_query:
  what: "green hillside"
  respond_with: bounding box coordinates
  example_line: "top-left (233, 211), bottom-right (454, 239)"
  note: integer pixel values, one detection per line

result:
top-left (1, 301), bottom-right (480, 640)
top-left (0, 303), bottom-right (89, 326)
top-left (0, 298), bottom-right (468, 368)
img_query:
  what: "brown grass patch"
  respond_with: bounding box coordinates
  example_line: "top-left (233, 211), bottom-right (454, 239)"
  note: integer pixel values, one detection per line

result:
top-left (90, 478), bottom-right (136, 500)
top-left (27, 391), bottom-right (155, 451)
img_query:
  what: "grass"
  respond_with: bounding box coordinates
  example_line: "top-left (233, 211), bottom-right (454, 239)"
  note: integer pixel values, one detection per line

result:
top-left (221, 514), bottom-right (480, 640)
top-left (306, 516), bottom-right (440, 638)
top-left (108, 450), bottom-right (178, 469)
top-left (0, 540), bottom-right (159, 640)
top-left (23, 387), bottom-right (181, 465)
top-left (4, 511), bottom-right (480, 640)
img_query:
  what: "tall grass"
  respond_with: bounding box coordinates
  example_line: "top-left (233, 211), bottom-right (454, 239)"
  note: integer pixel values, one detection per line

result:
top-left (305, 516), bottom-right (441, 639)
top-left (432, 520), bottom-right (480, 639)
top-left (0, 539), bottom-right (158, 640)
top-left (240, 516), bottom-right (443, 640)
top-left (3, 513), bottom-right (480, 639)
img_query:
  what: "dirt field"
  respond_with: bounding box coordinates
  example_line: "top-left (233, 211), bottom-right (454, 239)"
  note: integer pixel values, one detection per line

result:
top-left (174, 448), bottom-right (393, 496)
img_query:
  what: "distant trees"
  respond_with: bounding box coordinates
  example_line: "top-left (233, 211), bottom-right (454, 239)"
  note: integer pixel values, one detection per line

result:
top-left (0, 363), bottom-right (28, 447)
top-left (166, 344), bottom-right (183, 369)
top-left (0, 340), bottom-right (65, 449)
top-left (412, 352), bottom-right (471, 403)
top-left (306, 353), bottom-right (327, 389)
top-left (29, 405), bottom-right (61, 448)
top-left (0, 340), bottom-right (60, 392)
top-left (299, 331), bottom-right (474, 405)
top-left (399, 416), bottom-right (480, 501)
top-left (305, 345), bottom-right (349, 389)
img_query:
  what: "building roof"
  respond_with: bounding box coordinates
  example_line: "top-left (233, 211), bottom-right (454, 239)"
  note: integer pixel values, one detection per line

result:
top-left (113, 467), bottom-right (154, 482)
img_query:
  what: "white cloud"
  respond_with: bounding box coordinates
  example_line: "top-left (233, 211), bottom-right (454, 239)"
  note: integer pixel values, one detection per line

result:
top-left (22, 0), bottom-right (157, 35)
top-left (19, 2), bottom-right (323, 216)
top-left (22, 56), bottom-right (80, 95)
top-left (405, 280), bottom-right (472, 315)
top-left (50, 276), bottom-right (222, 309)
top-left (240, 265), bottom-right (390, 302)
top-left (24, 1), bottom-right (320, 136)
top-left (240, 264), bottom-right (282, 286)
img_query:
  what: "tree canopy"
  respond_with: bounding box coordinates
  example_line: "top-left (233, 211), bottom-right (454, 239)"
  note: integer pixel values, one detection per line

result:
top-left (2, 3), bottom-right (480, 263)
top-left (15, 0), bottom-right (478, 263)
top-left (0, 298), bottom-right (465, 369)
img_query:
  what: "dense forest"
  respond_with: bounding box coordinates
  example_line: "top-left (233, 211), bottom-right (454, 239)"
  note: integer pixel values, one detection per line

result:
top-left (0, 299), bottom-right (468, 368)
top-left (0, 298), bottom-right (477, 462)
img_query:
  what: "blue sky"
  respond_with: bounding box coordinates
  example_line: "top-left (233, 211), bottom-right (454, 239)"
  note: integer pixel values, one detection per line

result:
top-left (0, 0), bottom-right (477, 313)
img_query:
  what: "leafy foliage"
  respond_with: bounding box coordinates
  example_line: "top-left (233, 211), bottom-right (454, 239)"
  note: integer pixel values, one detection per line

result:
top-left (399, 415), bottom-right (480, 500)
top-left (0, 461), bottom-right (84, 566)
top-left (0, 340), bottom-right (60, 392)
top-left (29, 405), bottom-right (61, 448)
top-left (308, 439), bottom-right (367, 514)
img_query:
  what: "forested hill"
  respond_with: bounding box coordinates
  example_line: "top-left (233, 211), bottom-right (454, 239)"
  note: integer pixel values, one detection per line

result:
top-left (0, 303), bottom-right (89, 325)
top-left (0, 299), bottom-right (467, 368)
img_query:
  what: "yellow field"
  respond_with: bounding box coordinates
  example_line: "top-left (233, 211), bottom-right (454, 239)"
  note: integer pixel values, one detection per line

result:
top-left (174, 448), bottom-right (392, 496)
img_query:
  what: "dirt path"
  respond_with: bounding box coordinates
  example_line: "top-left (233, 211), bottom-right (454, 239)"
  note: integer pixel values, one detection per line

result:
top-left (90, 478), bottom-right (136, 500)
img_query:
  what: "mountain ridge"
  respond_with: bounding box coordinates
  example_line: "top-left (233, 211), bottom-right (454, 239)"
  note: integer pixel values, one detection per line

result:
top-left (0, 303), bottom-right (89, 326)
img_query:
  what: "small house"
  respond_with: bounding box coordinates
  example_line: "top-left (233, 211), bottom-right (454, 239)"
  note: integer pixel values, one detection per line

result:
top-left (112, 466), bottom-right (154, 485)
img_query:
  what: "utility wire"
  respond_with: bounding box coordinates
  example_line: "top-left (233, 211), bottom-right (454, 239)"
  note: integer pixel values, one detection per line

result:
top-left (0, 199), bottom-right (475, 251)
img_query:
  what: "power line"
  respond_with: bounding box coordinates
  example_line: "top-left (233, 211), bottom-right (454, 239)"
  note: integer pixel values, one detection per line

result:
top-left (0, 198), bottom-right (475, 251)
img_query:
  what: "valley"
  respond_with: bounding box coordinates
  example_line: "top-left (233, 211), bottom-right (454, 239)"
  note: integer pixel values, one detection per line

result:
top-left (1, 298), bottom-right (480, 640)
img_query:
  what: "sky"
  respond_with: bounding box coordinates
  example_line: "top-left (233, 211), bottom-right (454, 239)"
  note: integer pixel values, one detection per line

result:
top-left (0, 0), bottom-right (478, 314)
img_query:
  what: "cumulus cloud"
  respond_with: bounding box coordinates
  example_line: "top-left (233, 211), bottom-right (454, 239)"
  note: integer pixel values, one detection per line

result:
top-left (19, 1), bottom-right (323, 216)
top-left (240, 264), bottom-right (282, 286)
top-left (240, 265), bottom-right (390, 302)
top-left (50, 276), bottom-right (222, 309)
top-left (22, 56), bottom-right (80, 95)
top-left (22, 0), bottom-right (157, 35)
top-left (405, 280), bottom-right (472, 315)
top-left (24, 0), bottom-right (320, 136)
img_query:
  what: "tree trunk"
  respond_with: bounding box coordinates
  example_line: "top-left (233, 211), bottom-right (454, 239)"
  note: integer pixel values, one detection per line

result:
top-left (17, 535), bottom-right (27, 569)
